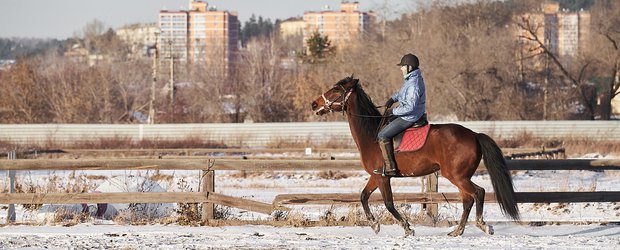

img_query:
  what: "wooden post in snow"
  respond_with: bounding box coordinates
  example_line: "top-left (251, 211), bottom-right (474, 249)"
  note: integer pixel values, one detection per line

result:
top-left (201, 169), bottom-right (215, 221)
top-left (420, 173), bottom-right (438, 220)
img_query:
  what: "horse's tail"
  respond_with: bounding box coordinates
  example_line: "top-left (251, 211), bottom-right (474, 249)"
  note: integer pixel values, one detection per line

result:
top-left (476, 133), bottom-right (520, 220)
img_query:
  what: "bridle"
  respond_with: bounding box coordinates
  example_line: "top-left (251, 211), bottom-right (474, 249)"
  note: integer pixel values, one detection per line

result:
top-left (316, 81), bottom-right (357, 115)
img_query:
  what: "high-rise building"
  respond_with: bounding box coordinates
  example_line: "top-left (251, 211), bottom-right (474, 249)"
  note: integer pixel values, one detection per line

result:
top-left (158, 0), bottom-right (239, 71)
top-left (302, 1), bottom-right (373, 52)
top-left (159, 10), bottom-right (189, 61)
top-left (517, 2), bottom-right (590, 65)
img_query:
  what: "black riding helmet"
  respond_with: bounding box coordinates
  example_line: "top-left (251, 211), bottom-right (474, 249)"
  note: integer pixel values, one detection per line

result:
top-left (397, 53), bottom-right (420, 69)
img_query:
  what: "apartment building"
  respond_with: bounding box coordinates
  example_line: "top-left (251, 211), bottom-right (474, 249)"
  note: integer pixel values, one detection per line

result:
top-left (158, 0), bottom-right (239, 71)
top-left (517, 2), bottom-right (590, 66)
top-left (159, 11), bottom-right (189, 61)
top-left (302, 1), bottom-right (373, 52)
top-left (279, 18), bottom-right (305, 38)
top-left (116, 23), bottom-right (158, 58)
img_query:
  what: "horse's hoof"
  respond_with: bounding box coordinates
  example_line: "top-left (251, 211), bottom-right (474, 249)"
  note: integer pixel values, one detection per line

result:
top-left (404, 229), bottom-right (415, 237)
top-left (447, 227), bottom-right (464, 237)
top-left (371, 222), bottom-right (380, 234)
top-left (480, 224), bottom-right (494, 235)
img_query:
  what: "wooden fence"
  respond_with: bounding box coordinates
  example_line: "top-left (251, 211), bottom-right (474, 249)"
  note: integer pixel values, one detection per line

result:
top-left (2, 147), bottom-right (566, 159)
top-left (1, 158), bottom-right (619, 223)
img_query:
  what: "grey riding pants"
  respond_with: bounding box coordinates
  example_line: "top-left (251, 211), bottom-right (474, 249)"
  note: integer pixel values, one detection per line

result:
top-left (377, 117), bottom-right (415, 142)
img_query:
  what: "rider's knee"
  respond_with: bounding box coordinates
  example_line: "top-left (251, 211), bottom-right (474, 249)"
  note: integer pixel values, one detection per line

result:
top-left (377, 133), bottom-right (390, 142)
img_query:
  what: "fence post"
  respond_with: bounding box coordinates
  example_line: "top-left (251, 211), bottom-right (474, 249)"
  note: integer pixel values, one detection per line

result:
top-left (422, 173), bottom-right (439, 219)
top-left (201, 169), bottom-right (214, 221)
top-left (7, 150), bottom-right (16, 223)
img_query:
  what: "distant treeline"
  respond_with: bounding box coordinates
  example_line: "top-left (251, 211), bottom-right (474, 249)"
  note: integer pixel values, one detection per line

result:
top-left (0, 38), bottom-right (67, 59)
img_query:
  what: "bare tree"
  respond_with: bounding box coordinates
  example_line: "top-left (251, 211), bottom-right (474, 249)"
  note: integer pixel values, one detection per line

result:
top-left (516, 7), bottom-right (596, 119)
top-left (0, 58), bottom-right (50, 123)
top-left (386, 1), bottom-right (523, 120)
top-left (239, 36), bottom-right (301, 122)
top-left (589, 0), bottom-right (620, 120)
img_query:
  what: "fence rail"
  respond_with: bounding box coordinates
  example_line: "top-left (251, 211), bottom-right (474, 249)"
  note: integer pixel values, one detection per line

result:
top-left (1, 121), bottom-right (618, 147)
top-left (1, 159), bottom-right (619, 171)
top-left (273, 191), bottom-right (620, 205)
top-left (1, 158), bottom-right (619, 223)
top-left (2, 147), bottom-right (566, 160)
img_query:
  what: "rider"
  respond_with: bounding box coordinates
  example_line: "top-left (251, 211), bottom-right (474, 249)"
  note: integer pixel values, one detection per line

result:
top-left (374, 53), bottom-right (426, 176)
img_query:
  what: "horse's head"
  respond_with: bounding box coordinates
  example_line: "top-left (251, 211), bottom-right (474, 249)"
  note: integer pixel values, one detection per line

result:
top-left (311, 76), bottom-right (359, 115)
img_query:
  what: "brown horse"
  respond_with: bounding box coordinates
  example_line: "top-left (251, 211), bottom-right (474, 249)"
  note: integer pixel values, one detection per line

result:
top-left (311, 76), bottom-right (519, 237)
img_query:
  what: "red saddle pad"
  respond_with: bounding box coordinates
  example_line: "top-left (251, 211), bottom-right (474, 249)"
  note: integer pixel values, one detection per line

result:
top-left (397, 124), bottom-right (430, 152)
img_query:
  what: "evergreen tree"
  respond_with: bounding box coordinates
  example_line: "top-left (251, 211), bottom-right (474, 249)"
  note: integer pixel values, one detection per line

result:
top-left (304, 31), bottom-right (334, 63)
top-left (241, 14), bottom-right (274, 46)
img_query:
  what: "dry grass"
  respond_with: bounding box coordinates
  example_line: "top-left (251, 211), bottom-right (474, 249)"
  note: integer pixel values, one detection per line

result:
top-left (1, 136), bottom-right (228, 156)
top-left (148, 171), bottom-right (174, 182)
top-left (284, 211), bottom-right (311, 227)
top-left (317, 170), bottom-right (351, 180)
top-left (85, 175), bottom-right (108, 180)
top-left (497, 132), bottom-right (620, 157)
top-left (47, 207), bottom-right (91, 226)
top-left (496, 131), bottom-right (561, 149)
top-left (227, 170), bottom-right (263, 179)
top-left (176, 203), bottom-right (201, 226)
top-left (14, 173), bottom-right (97, 213)
top-left (14, 183), bottom-right (43, 211)
top-left (316, 137), bottom-right (356, 149)
top-left (266, 137), bottom-right (313, 149)
top-left (562, 139), bottom-right (620, 157)
top-left (266, 136), bottom-right (355, 149)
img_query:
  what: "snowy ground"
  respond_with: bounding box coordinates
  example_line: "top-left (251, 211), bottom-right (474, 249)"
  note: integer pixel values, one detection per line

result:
top-left (0, 152), bottom-right (618, 249)
top-left (0, 224), bottom-right (618, 249)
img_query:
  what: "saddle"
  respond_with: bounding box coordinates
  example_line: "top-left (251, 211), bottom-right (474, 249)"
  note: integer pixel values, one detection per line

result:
top-left (394, 114), bottom-right (430, 152)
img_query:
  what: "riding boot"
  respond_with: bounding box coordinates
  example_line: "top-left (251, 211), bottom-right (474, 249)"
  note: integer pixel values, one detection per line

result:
top-left (373, 140), bottom-right (398, 176)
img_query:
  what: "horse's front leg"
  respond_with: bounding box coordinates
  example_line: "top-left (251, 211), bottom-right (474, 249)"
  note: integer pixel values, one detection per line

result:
top-left (361, 176), bottom-right (380, 234)
top-left (378, 177), bottom-right (414, 237)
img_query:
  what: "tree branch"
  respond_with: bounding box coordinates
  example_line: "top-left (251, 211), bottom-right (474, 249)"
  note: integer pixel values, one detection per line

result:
top-left (604, 32), bottom-right (619, 51)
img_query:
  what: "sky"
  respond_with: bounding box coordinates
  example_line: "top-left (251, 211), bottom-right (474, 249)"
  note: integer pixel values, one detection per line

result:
top-left (0, 0), bottom-right (419, 39)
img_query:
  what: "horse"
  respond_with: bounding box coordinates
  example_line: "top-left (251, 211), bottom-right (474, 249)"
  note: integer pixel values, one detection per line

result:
top-left (310, 76), bottom-right (519, 237)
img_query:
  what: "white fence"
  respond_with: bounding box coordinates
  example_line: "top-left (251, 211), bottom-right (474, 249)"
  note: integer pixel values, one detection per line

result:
top-left (0, 121), bottom-right (618, 147)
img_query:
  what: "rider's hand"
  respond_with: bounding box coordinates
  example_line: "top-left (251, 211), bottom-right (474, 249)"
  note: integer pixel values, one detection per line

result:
top-left (384, 98), bottom-right (395, 108)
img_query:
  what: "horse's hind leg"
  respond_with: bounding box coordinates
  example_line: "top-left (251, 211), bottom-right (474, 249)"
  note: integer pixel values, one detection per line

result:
top-left (361, 176), bottom-right (380, 234)
top-left (473, 183), bottom-right (493, 235)
top-left (448, 180), bottom-right (476, 237)
top-left (378, 177), bottom-right (413, 237)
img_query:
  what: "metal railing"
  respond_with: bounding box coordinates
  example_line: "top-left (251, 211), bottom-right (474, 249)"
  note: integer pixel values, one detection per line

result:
top-left (0, 121), bottom-right (618, 147)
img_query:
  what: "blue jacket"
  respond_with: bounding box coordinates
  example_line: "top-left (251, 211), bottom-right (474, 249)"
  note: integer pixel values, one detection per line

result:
top-left (390, 69), bottom-right (426, 122)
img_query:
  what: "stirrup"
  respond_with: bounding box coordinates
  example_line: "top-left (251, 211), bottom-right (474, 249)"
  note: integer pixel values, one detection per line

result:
top-left (373, 167), bottom-right (398, 177)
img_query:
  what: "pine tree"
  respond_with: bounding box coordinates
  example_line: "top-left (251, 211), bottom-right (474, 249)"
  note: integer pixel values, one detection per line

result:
top-left (304, 31), bottom-right (334, 63)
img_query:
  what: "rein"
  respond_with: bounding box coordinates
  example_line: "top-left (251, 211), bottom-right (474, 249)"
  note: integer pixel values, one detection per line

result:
top-left (349, 113), bottom-right (388, 118)
top-left (318, 82), bottom-right (392, 119)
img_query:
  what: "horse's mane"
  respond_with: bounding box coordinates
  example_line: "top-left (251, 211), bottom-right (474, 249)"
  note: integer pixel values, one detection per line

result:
top-left (339, 77), bottom-right (382, 140)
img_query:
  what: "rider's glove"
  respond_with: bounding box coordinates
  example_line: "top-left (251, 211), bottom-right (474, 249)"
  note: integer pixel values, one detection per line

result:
top-left (384, 98), bottom-right (395, 108)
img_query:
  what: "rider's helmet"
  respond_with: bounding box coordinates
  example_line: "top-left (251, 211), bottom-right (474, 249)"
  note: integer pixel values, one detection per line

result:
top-left (397, 53), bottom-right (420, 68)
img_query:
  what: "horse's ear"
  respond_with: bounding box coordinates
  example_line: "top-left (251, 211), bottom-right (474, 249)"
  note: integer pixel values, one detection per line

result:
top-left (350, 73), bottom-right (355, 79)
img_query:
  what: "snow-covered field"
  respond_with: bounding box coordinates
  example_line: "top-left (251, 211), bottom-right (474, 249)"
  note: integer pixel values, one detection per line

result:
top-left (0, 152), bottom-right (618, 249)
top-left (0, 223), bottom-right (618, 249)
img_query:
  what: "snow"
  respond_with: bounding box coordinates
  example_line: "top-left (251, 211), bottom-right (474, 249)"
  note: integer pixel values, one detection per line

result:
top-left (0, 224), bottom-right (618, 249)
top-left (91, 176), bottom-right (173, 219)
top-left (0, 153), bottom-right (618, 248)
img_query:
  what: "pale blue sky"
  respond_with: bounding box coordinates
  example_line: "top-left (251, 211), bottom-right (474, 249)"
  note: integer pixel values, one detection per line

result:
top-left (0, 0), bottom-right (419, 39)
